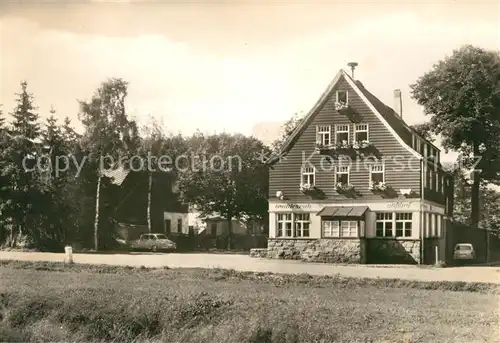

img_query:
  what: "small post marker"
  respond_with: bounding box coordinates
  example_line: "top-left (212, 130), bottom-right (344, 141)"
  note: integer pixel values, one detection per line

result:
top-left (65, 245), bottom-right (73, 264)
top-left (435, 246), bottom-right (438, 265)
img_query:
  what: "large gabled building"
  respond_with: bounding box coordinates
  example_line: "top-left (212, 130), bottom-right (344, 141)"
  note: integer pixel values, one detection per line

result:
top-left (267, 66), bottom-right (454, 264)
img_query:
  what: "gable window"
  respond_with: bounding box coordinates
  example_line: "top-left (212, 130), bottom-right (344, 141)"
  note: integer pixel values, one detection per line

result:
top-left (336, 90), bottom-right (348, 104)
top-left (335, 124), bottom-right (350, 144)
top-left (395, 213), bottom-right (412, 237)
top-left (369, 162), bottom-right (384, 186)
top-left (354, 124), bottom-right (369, 142)
top-left (376, 212), bottom-right (393, 237)
top-left (316, 125), bottom-right (332, 146)
top-left (335, 166), bottom-right (349, 185)
top-left (277, 213), bottom-right (292, 237)
top-left (294, 213), bottom-right (310, 237)
top-left (301, 166), bottom-right (315, 186)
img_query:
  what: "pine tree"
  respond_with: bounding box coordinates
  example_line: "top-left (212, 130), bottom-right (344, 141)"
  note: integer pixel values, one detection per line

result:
top-left (11, 81), bottom-right (40, 140)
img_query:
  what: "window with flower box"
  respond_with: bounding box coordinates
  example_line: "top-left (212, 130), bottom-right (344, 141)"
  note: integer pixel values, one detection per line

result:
top-left (277, 213), bottom-right (310, 238)
top-left (316, 125), bottom-right (332, 146)
top-left (322, 220), bottom-right (358, 237)
top-left (335, 166), bottom-right (349, 185)
top-left (354, 124), bottom-right (369, 142)
top-left (336, 90), bottom-right (348, 104)
top-left (376, 212), bottom-right (413, 238)
top-left (335, 124), bottom-right (350, 144)
top-left (369, 163), bottom-right (384, 188)
top-left (301, 166), bottom-right (315, 186)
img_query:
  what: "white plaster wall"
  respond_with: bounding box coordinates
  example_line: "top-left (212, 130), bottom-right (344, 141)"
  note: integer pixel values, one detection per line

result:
top-left (164, 212), bottom-right (189, 234)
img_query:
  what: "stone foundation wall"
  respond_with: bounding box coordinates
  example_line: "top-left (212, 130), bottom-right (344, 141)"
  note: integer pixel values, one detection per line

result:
top-left (367, 239), bottom-right (420, 264)
top-left (266, 239), bottom-right (362, 263)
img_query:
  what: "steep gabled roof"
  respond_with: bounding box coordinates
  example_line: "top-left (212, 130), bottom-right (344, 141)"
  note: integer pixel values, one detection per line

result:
top-left (269, 69), bottom-right (423, 163)
top-left (354, 79), bottom-right (440, 152)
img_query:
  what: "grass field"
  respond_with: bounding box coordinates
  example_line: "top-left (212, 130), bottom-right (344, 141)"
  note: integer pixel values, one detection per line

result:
top-left (0, 261), bottom-right (499, 342)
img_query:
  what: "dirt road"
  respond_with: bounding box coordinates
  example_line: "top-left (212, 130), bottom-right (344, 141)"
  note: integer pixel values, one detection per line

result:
top-left (1, 251), bottom-right (499, 284)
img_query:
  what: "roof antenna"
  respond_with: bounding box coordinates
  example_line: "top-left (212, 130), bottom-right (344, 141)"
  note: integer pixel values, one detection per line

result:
top-left (347, 62), bottom-right (358, 79)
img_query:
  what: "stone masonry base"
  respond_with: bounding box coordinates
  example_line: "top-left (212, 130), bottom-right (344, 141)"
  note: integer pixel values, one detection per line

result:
top-left (250, 238), bottom-right (422, 264)
top-left (367, 239), bottom-right (420, 264)
top-left (265, 239), bottom-right (363, 264)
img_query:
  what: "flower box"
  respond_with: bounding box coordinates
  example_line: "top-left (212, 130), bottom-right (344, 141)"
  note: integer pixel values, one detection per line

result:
top-left (334, 140), bottom-right (352, 150)
top-left (334, 101), bottom-right (349, 111)
top-left (315, 141), bottom-right (334, 152)
top-left (300, 183), bottom-right (315, 193)
top-left (369, 181), bottom-right (387, 192)
top-left (353, 140), bottom-right (371, 150)
top-left (336, 182), bottom-right (355, 192)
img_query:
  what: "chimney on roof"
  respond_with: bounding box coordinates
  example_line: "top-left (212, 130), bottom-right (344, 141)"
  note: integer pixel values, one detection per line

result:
top-left (394, 89), bottom-right (402, 118)
top-left (347, 62), bottom-right (358, 79)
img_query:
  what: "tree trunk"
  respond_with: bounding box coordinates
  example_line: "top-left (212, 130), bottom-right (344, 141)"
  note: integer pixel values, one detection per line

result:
top-left (94, 174), bottom-right (101, 251)
top-left (471, 145), bottom-right (481, 229)
top-left (147, 171), bottom-right (152, 233)
top-left (227, 218), bottom-right (232, 250)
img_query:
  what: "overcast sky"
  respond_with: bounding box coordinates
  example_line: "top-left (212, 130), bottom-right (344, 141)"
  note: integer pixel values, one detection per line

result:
top-left (1, 0), bottom-right (499, 161)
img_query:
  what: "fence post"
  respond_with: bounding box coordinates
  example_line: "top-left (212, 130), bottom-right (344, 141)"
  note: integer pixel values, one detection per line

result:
top-left (435, 245), bottom-right (438, 265)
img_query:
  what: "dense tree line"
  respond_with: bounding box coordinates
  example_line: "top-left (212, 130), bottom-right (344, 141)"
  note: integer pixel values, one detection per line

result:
top-left (0, 80), bottom-right (270, 251)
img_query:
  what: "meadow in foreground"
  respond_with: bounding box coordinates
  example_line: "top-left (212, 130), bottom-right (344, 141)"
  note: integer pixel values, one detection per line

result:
top-left (0, 261), bottom-right (498, 342)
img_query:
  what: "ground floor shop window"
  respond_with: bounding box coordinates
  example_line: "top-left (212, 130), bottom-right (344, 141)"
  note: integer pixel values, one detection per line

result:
top-left (322, 220), bottom-right (358, 237)
top-left (277, 213), bottom-right (310, 237)
top-left (376, 212), bottom-right (413, 238)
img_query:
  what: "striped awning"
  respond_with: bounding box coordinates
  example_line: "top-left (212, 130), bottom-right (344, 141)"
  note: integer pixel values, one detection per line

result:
top-left (317, 206), bottom-right (368, 218)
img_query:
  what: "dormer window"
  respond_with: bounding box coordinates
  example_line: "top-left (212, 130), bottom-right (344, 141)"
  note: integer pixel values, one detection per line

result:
top-left (336, 90), bottom-right (348, 104)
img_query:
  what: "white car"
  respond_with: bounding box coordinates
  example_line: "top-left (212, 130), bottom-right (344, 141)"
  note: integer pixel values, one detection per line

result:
top-left (453, 243), bottom-right (476, 262)
top-left (129, 233), bottom-right (176, 252)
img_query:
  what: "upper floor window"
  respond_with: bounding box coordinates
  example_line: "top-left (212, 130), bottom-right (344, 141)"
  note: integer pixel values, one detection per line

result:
top-left (369, 162), bottom-right (385, 185)
top-left (335, 124), bottom-right (350, 144)
top-left (425, 166), bottom-right (431, 188)
top-left (317, 125), bottom-right (332, 146)
top-left (336, 90), bottom-right (348, 104)
top-left (301, 166), bottom-right (315, 186)
top-left (420, 142), bottom-right (425, 155)
top-left (335, 166), bottom-right (350, 185)
top-left (294, 213), bottom-right (310, 237)
top-left (354, 124), bottom-right (369, 142)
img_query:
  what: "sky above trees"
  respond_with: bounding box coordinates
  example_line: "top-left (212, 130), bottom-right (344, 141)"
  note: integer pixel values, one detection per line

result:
top-left (1, 1), bottom-right (498, 162)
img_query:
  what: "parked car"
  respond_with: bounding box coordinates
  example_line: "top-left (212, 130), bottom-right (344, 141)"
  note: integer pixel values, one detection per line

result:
top-left (453, 243), bottom-right (476, 262)
top-left (129, 233), bottom-right (176, 252)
